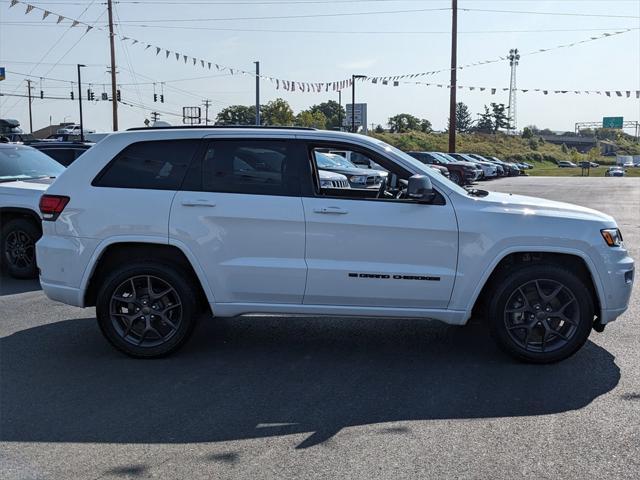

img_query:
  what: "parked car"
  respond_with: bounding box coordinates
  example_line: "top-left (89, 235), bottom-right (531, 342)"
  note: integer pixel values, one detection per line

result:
top-left (406, 151), bottom-right (478, 186)
top-left (46, 133), bottom-right (82, 142)
top-left (314, 151), bottom-right (385, 189)
top-left (0, 143), bottom-right (64, 278)
top-left (448, 153), bottom-right (498, 179)
top-left (467, 154), bottom-right (505, 176)
top-left (56, 124), bottom-right (95, 135)
top-left (486, 156), bottom-right (521, 176)
top-left (29, 141), bottom-right (93, 167)
top-left (558, 161), bottom-right (578, 168)
top-left (605, 166), bottom-right (625, 177)
top-left (37, 126), bottom-right (634, 363)
top-left (318, 169), bottom-right (350, 189)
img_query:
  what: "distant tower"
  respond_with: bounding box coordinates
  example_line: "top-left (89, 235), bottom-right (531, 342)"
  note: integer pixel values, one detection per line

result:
top-left (507, 48), bottom-right (520, 134)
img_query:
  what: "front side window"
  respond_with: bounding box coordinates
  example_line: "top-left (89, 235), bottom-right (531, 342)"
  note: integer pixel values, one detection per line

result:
top-left (93, 140), bottom-right (199, 190)
top-left (203, 140), bottom-right (300, 196)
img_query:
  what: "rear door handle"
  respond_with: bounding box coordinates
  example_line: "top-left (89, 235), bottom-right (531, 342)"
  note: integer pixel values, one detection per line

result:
top-left (313, 206), bottom-right (348, 214)
top-left (181, 199), bottom-right (216, 207)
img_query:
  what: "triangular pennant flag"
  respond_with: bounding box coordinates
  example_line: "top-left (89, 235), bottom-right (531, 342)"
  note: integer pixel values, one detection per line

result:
top-left (615, 91), bottom-right (622, 97)
top-left (57, 15), bottom-right (64, 24)
top-left (146, 44), bottom-right (151, 50)
top-left (10, 0), bottom-right (19, 8)
top-left (491, 88), bottom-right (496, 94)
top-left (276, 79), bottom-right (280, 90)
top-left (521, 89), bottom-right (528, 93)
top-left (291, 82), bottom-right (296, 92)
top-left (480, 87), bottom-right (485, 91)
top-left (605, 91), bottom-right (611, 97)
top-left (574, 91), bottom-right (580, 94)
top-left (71, 20), bottom-right (79, 27)
top-left (42, 10), bottom-right (50, 20)
top-left (372, 78), bottom-right (377, 84)
top-left (382, 80), bottom-right (388, 85)
top-left (175, 52), bottom-right (179, 60)
top-left (469, 87), bottom-right (475, 91)
top-left (25, 4), bottom-right (34, 14)
top-left (193, 58), bottom-right (196, 65)
top-left (626, 91), bottom-right (630, 98)
top-left (208, 62), bottom-right (211, 69)
top-left (85, 25), bottom-right (92, 33)
top-left (636, 91), bottom-right (639, 99)
top-left (201, 60), bottom-right (205, 68)
top-left (543, 90), bottom-right (548, 95)
top-left (122, 36), bottom-right (128, 41)
top-left (132, 39), bottom-right (138, 45)
top-left (393, 81), bottom-right (399, 87)
top-left (183, 55), bottom-right (188, 63)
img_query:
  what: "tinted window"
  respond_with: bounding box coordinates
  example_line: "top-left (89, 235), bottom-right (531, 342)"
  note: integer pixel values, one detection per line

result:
top-left (0, 145), bottom-right (64, 181)
top-left (94, 140), bottom-right (199, 190)
top-left (40, 148), bottom-right (76, 167)
top-left (203, 140), bottom-right (299, 196)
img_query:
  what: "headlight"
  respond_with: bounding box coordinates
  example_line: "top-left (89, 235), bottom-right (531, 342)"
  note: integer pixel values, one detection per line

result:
top-left (348, 175), bottom-right (367, 184)
top-left (320, 179), bottom-right (333, 188)
top-left (601, 228), bottom-right (623, 247)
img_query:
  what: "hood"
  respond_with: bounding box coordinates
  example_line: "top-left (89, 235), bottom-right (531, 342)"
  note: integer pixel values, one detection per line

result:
top-left (0, 177), bottom-right (54, 192)
top-left (323, 166), bottom-right (383, 177)
top-left (318, 169), bottom-right (347, 181)
top-left (477, 191), bottom-right (614, 223)
top-left (447, 161), bottom-right (477, 169)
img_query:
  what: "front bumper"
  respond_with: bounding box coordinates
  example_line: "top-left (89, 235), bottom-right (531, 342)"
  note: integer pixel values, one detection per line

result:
top-left (597, 248), bottom-right (634, 324)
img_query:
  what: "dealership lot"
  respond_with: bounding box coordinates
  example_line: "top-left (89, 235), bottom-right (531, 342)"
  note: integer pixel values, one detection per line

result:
top-left (1, 177), bottom-right (638, 480)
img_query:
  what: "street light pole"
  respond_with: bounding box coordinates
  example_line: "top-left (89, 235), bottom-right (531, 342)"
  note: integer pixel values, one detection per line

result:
top-left (338, 90), bottom-right (342, 130)
top-left (254, 61), bottom-right (260, 126)
top-left (26, 80), bottom-right (33, 133)
top-left (77, 64), bottom-right (86, 142)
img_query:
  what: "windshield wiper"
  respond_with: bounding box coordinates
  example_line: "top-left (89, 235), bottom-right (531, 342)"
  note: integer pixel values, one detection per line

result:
top-left (465, 187), bottom-right (489, 197)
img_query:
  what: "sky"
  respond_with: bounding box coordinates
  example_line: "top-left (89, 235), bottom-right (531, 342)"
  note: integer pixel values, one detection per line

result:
top-left (0, 0), bottom-right (639, 134)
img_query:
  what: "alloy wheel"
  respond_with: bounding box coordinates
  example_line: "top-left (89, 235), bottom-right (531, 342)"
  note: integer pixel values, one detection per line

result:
top-left (4, 229), bottom-right (35, 270)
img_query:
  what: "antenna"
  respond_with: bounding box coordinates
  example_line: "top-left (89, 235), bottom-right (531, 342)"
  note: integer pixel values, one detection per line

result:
top-left (507, 48), bottom-right (520, 134)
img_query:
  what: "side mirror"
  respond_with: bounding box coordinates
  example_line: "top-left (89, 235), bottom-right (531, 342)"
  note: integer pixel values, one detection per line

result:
top-left (407, 174), bottom-right (436, 203)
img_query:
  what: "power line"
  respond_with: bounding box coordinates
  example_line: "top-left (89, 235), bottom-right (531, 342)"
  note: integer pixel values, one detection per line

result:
top-left (461, 8), bottom-right (640, 19)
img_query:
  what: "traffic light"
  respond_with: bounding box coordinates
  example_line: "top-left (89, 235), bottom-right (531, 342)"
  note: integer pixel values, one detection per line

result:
top-left (87, 89), bottom-right (91, 100)
top-left (89, 90), bottom-right (95, 101)
top-left (160, 94), bottom-right (164, 103)
top-left (40, 90), bottom-right (44, 99)
top-left (70, 91), bottom-right (74, 100)
top-left (154, 93), bottom-right (158, 102)
top-left (116, 89), bottom-right (121, 101)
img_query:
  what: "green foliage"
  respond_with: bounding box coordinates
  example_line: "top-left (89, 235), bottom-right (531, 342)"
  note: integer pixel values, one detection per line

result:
top-left (561, 143), bottom-right (569, 153)
top-left (521, 127), bottom-right (533, 139)
top-left (261, 98), bottom-right (295, 126)
top-left (296, 110), bottom-right (327, 129)
top-left (474, 106), bottom-right (494, 133)
top-left (374, 124), bottom-right (385, 133)
top-left (528, 137), bottom-right (539, 150)
top-left (215, 105), bottom-right (255, 125)
top-left (453, 102), bottom-right (473, 133)
top-left (387, 113), bottom-right (432, 133)
top-left (490, 103), bottom-right (510, 133)
top-left (308, 100), bottom-right (345, 130)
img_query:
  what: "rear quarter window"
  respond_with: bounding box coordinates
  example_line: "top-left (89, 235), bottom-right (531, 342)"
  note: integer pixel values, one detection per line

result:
top-left (93, 140), bottom-right (200, 190)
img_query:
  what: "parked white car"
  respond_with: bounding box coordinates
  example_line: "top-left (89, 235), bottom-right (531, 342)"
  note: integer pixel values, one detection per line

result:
top-left (36, 127), bottom-right (634, 363)
top-left (56, 124), bottom-right (95, 135)
top-left (0, 143), bottom-right (64, 278)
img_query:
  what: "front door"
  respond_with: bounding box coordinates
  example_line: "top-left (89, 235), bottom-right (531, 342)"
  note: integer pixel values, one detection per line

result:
top-left (302, 144), bottom-right (458, 309)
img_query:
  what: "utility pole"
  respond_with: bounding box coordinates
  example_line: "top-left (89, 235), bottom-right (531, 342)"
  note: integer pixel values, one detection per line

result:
top-left (448, 0), bottom-right (458, 153)
top-left (507, 48), bottom-right (520, 135)
top-left (202, 99), bottom-right (211, 125)
top-left (107, 0), bottom-right (118, 131)
top-left (351, 74), bottom-right (366, 133)
top-left (254, 61), bottom-right (260, 125)
top-left (338, 89), bottom-right (342, 130)
top-left (26, 80), bottom-right (33, 133)
top-left (77, 64), bottom-right (85, 142)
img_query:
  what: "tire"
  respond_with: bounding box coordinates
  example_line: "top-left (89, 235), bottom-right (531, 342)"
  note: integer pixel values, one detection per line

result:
top-left (487, 264), bottom-right (594, 364)
top-left (96, 261), bottom-right (199, 358)
top-left (1, 217), bottom-right (40, 279)
top-left (449, 171), bottom-right (463, 186)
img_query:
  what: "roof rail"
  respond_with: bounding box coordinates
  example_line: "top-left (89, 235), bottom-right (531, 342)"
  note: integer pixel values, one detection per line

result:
top-left (126, 125), bottom-right (316, 132)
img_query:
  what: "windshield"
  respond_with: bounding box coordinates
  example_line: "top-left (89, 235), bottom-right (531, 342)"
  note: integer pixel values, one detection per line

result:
top-left (373, 140), bottom-right (469, 195)
top-left (429, 152), bottom-right (452, 163)
top-left (316, 152), bottom-right (359, 170)
top-left (0, 145), bottom-right (65, 181)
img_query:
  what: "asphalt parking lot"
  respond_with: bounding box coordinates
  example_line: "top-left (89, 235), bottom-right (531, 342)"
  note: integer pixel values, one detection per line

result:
top-left (1, 176), bottom-right (639, 480)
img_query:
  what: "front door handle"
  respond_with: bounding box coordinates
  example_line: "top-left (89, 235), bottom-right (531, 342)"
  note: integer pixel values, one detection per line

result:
top-left (313, 206), bottom-right (348, 214)
top-left (181, 199), bottom-right (216, 207)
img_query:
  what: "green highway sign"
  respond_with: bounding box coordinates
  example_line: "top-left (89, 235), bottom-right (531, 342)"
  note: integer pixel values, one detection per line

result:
top-left (0, 67), bottom-right (5, 81)
top-left (602, 116), bottom-right (623, 129)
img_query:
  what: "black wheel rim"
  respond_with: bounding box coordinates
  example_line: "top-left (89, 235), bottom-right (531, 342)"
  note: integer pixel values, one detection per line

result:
top-left (109, 275), bottom-right (182, 348)
top-left (4, 229), bottom-right (35, 270)
top-left (503, 279), bottom-right (580, 353)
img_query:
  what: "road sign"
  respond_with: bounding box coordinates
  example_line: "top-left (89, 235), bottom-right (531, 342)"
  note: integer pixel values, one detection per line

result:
top-left (602, 116), bottom-right (623, 129)
top-left (344, 103), bottom-right (368, 132)
top-left (0, 67), bottom-right (5, 81)
top-left (182, 106), bottom-right (201, 125)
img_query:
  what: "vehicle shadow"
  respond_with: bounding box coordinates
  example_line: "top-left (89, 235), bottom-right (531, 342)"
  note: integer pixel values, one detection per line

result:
top-left (0, 272), bottom-right (41, 296)
top-left (0, 315), bottom-right (620, 449)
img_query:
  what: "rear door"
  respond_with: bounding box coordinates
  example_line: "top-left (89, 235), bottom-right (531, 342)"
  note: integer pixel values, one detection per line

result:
top-left (170, 138), bottom-right (307, 304)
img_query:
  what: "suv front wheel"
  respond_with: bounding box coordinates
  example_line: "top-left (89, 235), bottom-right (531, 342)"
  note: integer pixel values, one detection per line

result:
top-left (96, 262), bottom-right (198, 358)
top-left (488, 264), bottom-right (594, 364)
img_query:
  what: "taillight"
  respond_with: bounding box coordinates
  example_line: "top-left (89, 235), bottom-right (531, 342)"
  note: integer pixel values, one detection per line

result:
top-left (39, 194), bottom-right (70, 221)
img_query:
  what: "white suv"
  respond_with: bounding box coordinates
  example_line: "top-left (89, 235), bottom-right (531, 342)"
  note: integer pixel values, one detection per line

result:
top-left (36, 127), bottom-right (634, 363)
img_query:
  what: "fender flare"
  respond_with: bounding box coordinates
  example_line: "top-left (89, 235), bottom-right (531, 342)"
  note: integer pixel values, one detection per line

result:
top-left (79, 235), bottom-right (216, 306)
top-left (463, 245), bottom-right (606, 322)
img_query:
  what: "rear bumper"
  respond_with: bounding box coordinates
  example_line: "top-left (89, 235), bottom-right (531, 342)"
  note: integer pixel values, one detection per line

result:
top-left (39, 281), bottom-right (84, 307)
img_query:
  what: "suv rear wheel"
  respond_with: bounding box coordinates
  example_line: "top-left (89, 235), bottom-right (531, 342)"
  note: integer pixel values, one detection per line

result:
top-left (1, 217), bottom-right (39, 279)
top-left (96, 262), bottom-right (198, 358)
top-left (449, 171), bottom-right (463, 186)
top-left (487, 264), bottom-right (594, 363)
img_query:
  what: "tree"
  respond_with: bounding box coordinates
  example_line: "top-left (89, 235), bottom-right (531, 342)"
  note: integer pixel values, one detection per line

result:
top-left (261, 98), bottom-right (295, 126)
top-left (474, 106), bottom-right (494, 133)
top-left (451, 102), bottom-right (473, 133)
top-left (561, 143), bottom-right (569, 154)
top-left (490, 103), bottom-right (510, 133)
top-left (308, 100), bottom-right (345, 130)
top-left (521, 127), bottom-right (534, 139)
top-left (374, 124), bottom-right (384, 133)
top-left (420, 119), bottom-right (433, 133)
top-left (215, 105), bottom-right (256, 125)
top-left (296, 109), bottom-right (327, 129)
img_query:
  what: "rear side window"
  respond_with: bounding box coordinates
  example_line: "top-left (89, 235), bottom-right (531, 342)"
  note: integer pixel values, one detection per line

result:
top-left (203, 140), bottom-right (300, 196)
top-left (41, 148), bottom-right (76, 167)
top-left (93, 140), bottom-right (199, 190)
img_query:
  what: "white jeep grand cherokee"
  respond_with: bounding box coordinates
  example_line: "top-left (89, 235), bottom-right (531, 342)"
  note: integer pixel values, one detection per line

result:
top-left (36, 127), bottom-right (634, 363)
